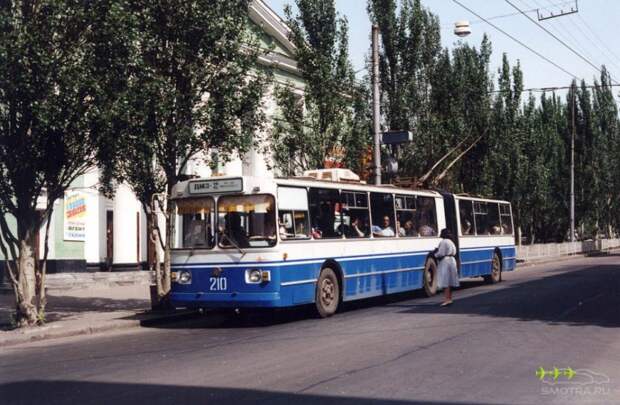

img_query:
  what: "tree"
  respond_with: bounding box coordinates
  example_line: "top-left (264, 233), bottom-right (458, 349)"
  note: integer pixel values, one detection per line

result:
top-left (103, 0), bottom-right (269, 305)
top-left (0, 0), bottom-right (128, 326)
top-left (270, 0), bottom-right (369, 175)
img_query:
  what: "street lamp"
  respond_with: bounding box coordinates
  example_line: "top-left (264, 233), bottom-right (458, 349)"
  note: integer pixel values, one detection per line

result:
top-left (454, 20), bottom-right (471, 37)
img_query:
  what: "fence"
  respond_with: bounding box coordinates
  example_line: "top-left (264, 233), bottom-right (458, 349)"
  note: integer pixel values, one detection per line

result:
top-left (516, 238), bottom-right (620, 263)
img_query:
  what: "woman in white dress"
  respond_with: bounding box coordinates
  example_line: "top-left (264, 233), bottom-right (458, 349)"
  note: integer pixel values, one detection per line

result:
top-left (435, 228), bottom-right (459, 306)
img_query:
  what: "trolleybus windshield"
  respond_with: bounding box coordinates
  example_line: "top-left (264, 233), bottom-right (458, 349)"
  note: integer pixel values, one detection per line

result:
top-left (176, 197), bottom-right (215, 249)
top-left (217, 194), bottom-right (277, 248)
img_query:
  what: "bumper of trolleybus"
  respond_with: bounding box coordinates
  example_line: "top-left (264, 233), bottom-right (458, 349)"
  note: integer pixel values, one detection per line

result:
top-left (170, 291), bottom-right (284, 309)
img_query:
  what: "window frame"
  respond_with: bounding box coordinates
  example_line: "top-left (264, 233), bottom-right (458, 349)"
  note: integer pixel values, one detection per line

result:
top-left (340, 190), bottom-right (371, 239)
top-left (277, 186), bottom-right (311, 241)
top-left (369, 192), bottom-right (397, 238)
top-left (308, 187), bottom-right (344, 240)
top-left (415, 195), bottom-right (438, 238)
top-left (173, 196), bottom-right (216, 250)
top-left (216, 193), bottom-right (277, 249)
top-left (395, 194), bottom-right (419, 238)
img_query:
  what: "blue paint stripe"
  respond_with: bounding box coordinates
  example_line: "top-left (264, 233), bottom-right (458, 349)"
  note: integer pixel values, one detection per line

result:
top-left (172, 245), bottom-right (515, 268)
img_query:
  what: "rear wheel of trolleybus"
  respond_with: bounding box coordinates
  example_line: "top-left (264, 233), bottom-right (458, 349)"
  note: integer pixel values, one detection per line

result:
top-left (423, 257), bottom-right (438, 297)
top-left (483, 251), bottom-right (502, 284)
top-left (315, 267), bottom-right (340, 318)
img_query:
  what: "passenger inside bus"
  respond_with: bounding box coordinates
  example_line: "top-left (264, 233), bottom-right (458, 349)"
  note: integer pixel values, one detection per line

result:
top-left (341, 216), bottom-right (366, 238)
top-left (417, 216), bottom-right (436, 237)
top-left (399, 219), bottom-right (416, 237)
top-left (373, 215), bottom-right (395, 237)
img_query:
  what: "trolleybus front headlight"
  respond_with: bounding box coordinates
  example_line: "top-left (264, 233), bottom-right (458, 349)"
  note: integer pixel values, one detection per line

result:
top-left (246, 269), bottom-right (270, 284)
top-left (246, 269), bottom-right (262, 283)
top-left (178, 271), bottom-right (192, 285)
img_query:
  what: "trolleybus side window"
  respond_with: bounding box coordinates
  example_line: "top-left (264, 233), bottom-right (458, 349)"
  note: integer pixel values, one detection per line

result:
top-left (395, 195), bottom-right (418, 237)
top-left (499, 203), bottom-right (513, 235)
top-left (217, 194), bottom-right (276, 248)
top-left (416, 196), bottom-right (437, 237)
top-left (277, 187), bottom-right (310, 240)
top-left (473, 201), bottom-right (489, 235)
top-left (459, 200), bottom-right (474, 236)
top-left (487, 203), bottom-right (501, 235)
top-left (340, 191), bottom-right (370, 238)
top-left (309, 188), bottom-right (342, 239)
top-left (176, 197), bottom-right (214, 249)
top-left (370, 192), bottom-right (396, 237)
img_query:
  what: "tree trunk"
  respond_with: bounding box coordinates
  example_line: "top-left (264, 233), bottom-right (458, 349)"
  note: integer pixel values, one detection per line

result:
top-left (147, 208), bottom-right (163, 309)
top-left (161, 195), bottom-right (174, 299)
top-left (36, 213), bottom-right (53, 318)
top-left (16, 236), bottom-right (38, 326)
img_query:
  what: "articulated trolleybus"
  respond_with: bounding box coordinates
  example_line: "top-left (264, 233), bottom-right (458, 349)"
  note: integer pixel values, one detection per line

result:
top-left (170, 169), bottom-right (516, 317)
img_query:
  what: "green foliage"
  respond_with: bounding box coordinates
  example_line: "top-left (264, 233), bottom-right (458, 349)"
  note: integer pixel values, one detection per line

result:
top-left (0, 0), bottom-right (127, 325)
top-left (98, 0), bottom-right (270, 300)
top-left (104, 0), bottom-right (269, 198)
top-left (270, 0), bottom-right (370, 175)
top-left (368, 0), bottom-right (620, 242)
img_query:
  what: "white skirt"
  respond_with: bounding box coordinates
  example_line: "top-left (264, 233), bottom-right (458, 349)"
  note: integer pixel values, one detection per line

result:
top-left (437, 257), bottom-right (460, 288)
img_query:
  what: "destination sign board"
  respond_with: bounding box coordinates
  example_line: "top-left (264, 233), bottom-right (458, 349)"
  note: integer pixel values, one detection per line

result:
top-left (188, 178), bottom-right (243, 194)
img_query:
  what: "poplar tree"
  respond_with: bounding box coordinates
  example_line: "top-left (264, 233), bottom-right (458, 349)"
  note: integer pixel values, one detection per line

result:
top-left (270, 0), bottom-right (369, 175)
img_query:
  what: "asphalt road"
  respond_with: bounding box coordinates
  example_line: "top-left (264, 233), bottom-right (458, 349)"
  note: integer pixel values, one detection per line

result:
top-left (1, 255), bottom-right (619, 405)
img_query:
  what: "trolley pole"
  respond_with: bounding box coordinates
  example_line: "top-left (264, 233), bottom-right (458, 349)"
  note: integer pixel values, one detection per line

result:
top-left (570, 90), bottom-right (575, 242)
top-left (372, 24), bottom-right (381, 185)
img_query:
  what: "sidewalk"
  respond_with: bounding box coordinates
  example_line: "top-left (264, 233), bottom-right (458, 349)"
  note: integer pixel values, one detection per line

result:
top-left (0, 284), bottom-right (198, 348)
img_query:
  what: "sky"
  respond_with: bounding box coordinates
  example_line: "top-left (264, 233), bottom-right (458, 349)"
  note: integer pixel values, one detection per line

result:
top-left (265, 0), bottom-right (620, 98)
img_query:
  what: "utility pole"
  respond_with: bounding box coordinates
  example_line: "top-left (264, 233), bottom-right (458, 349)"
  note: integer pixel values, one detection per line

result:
top-left (372, 24), bottom-right (381, 185)
top-left (570, 89), bottom-right (575, 242)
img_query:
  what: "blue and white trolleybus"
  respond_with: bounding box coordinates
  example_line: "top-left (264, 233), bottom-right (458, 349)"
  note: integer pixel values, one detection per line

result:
top-left (170, 170), bottom-right (516, 317)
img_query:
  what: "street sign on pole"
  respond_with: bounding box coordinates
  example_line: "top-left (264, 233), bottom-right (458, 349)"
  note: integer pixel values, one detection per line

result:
top-left (382, 130), bottom-right (413, 145)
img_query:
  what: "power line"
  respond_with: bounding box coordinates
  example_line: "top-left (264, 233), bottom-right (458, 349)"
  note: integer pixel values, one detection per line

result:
top-left (574, 13), bottom-right (620, 72)
top-left (491, 83), bottom-right (620, 93)
top-left (528, 0), bottom-right (617, 74)
top-left (451, 0), bottom-right (579, 80)
top-left (504, 0), bottom-right (620, 84)
top-left (441, 0), bottom-right (576, 27)
top-left (525, 0), bottom-right (601, 69)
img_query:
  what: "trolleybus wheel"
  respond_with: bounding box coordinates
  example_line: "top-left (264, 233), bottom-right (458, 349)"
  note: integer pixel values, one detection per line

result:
top-left (315, 267), bottom-right (340, 318)
top-left (484, 252), bottom-right (502, 284)
top-left (423, 258), bottom-right (438, 297)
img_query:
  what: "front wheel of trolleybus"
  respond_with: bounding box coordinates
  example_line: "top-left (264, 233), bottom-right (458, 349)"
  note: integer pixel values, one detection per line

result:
top-left (315, 267), bottom-right (340, 318)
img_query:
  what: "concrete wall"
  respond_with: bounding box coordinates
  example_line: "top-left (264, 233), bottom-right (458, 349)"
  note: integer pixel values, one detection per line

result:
top-left (516, 238), bottom-right (620, 262)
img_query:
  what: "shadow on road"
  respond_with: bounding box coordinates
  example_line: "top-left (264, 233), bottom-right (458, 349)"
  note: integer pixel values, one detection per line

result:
top-left (0, 380), bottom-right (498, 405)
top-left (140, 263), bottom-right (619, 330)
top-left (395, 265), bottom-right (620, 328)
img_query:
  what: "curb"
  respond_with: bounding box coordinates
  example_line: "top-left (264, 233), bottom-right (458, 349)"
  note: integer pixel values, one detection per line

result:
top-left (0, 309), bottom-right (200, 348)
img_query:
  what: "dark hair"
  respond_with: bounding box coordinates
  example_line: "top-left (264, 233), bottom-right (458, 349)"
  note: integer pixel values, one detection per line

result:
top-left (440, 228), bottom-right (453, 239)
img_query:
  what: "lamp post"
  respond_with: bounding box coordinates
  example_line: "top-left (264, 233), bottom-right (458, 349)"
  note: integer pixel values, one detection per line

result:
top-left (372, 24), bottom-right (381, 185)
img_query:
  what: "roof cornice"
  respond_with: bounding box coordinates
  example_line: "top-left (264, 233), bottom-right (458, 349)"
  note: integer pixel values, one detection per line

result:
top-left (249, 0), bottom-right (296, 56)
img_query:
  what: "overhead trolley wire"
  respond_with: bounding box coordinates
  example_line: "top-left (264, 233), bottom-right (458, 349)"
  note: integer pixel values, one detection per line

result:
top-left (451, 0), bottom-right (579, 80)
top-left (573, 12), bottom-right (620, 72)
top-left (504, 0), bottom-right (620, 84)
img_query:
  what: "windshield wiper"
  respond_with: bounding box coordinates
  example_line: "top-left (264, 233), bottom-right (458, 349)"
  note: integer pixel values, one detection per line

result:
top-left (220, 230), bottom-right (246, 255)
